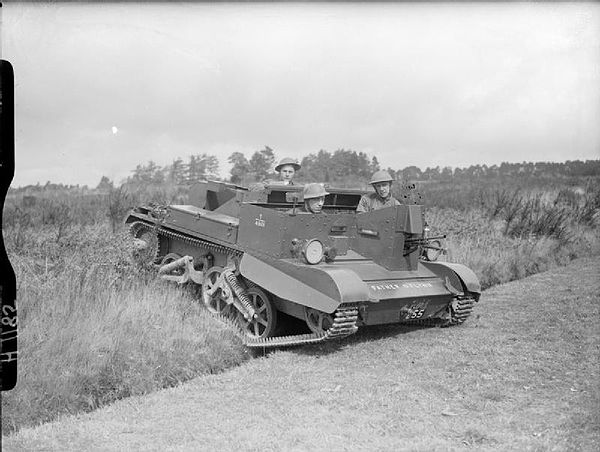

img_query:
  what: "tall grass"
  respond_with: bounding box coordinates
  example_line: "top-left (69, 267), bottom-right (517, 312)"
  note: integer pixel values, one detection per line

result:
top-left (425, 207), bottom-right (600, 289)
top-left (2, 224), bottom-right (247, 434)
top-left (2, 179), bottom-right (599, 434)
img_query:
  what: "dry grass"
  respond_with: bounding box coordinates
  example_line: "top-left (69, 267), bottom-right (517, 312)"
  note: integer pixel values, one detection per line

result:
top-left (3, 257), bottom-right (599, 451)
top-left (2, 181), bottom-right (599, 435)
top-left (1, 224), bottom-right (248, 434)
top-left (426, 207), bottom-right (600, 289)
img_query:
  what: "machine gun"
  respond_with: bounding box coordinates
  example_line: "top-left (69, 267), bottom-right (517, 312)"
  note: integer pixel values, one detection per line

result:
top-left (404, 230), bottom-right (447, 261)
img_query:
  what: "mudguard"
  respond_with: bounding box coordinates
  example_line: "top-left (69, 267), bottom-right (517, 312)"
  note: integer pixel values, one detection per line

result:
top-left (239, 253), bottom-right (371, 313)
top-left (422, 261), bottom-right (481, 295)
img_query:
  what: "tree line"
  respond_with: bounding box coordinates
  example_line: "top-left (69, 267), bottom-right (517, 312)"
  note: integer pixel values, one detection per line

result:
top-left (123, 151), bottom-right (600, 187)
top-left (8, 149), bottom-right (600, 195)
top-left (394, 160), bottom-right (600, 182)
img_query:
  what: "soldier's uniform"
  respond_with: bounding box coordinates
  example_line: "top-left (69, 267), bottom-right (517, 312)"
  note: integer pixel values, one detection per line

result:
top-left (287, 205), bottom-right (319, 214)
top-left (266, 179), bottom-right (295, 186)
top-left (356, 193), bottom-right (400, 213)
top-left (356, 170), bottom-right (400, 213)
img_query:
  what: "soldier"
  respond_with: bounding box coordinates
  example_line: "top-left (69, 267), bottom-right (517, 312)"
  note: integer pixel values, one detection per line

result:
top-left (249, 157), bottom-right (301, 191)
top-left (289, 183), bottom-right (329, 214)
top-left (274, 157), bottom-right (301, 185)
top-left (356, 170), bottom-right (401, 212)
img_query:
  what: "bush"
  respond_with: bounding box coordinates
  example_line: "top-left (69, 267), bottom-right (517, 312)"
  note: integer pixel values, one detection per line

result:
top-left (425, 207), bottom-right (600, 290)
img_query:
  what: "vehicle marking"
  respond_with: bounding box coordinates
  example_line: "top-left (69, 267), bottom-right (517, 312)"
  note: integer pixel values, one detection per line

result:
top-left (400, 299), bottom-right (430, 320)
top-left (369, 282), bottom-right (433, 291)
top-left (401, 282), bottom-right (433, 289)
top-left (254, 214), bottom-right (265, 227)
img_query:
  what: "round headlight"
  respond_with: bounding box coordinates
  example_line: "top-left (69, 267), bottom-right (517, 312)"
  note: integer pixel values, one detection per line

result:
top-left (303, 239), bottom-right (324, 265)
top-left (424, 239), bottom-right (443, 262)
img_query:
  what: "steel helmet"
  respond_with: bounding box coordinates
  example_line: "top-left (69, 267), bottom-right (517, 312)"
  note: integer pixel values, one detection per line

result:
top-left (369, 170), bottom-right (393, 185)
top-left (275, 157), bottom-right (301, 172)
top-left (303, 183), bottom-right (329, 199)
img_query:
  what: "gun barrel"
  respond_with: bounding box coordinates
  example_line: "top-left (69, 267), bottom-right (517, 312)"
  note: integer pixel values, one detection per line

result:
top-left (405, 235), bottom-right (446, 243)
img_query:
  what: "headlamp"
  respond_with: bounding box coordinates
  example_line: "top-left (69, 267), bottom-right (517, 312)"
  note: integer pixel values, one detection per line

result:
top-left (424, 239), bottom-right (443, 262)
top-left (302, 239), bottom-right (324, 265)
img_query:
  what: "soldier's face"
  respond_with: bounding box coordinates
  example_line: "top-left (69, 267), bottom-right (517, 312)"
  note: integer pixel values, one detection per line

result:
top-left (373, 182), bottom-right (391, 198)
top-left (279, 165), bottom-right (296, 182)
top-left (307, 196), bottom-right (325, 213)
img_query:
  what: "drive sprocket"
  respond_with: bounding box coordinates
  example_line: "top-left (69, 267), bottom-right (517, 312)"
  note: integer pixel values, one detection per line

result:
top-left (129, 221), bottom-right (159, 266)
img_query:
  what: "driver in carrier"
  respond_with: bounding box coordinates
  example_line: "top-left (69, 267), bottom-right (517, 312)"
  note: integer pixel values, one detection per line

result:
top-left (288, 183), bottom-right (329, 214)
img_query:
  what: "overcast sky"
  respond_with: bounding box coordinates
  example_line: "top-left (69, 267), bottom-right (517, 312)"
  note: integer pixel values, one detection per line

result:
top-left (2, 2), bottom-right (599, 188)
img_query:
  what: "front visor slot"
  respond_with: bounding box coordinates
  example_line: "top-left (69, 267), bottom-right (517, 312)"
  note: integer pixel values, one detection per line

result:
top-left (358, 228), bottom-right (379, 237)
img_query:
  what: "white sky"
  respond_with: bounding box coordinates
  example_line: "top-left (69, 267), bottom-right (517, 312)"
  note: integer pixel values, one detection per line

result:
top-left (2, 2), bottom-right (599, 187)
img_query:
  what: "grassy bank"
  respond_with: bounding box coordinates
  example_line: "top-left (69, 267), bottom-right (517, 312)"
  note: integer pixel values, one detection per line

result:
top-left (1, 225), bottom-right (248, 433)
top-left (2, 183), bottom-right (599, 434)
top-left (3, 257), bottom-right (599, 451)
top-left (426, 207), bottom-right (600, 289)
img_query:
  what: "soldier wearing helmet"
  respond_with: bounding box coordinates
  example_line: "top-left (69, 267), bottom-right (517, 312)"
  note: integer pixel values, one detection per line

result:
top-left (356, 170), bottom-right (400, 212)
top-left (250, 156), bottom-right (301, 191)
top-left (274, 157), bottom-right (301, 185)
top-left (288, 183), bottom-right (329, 214)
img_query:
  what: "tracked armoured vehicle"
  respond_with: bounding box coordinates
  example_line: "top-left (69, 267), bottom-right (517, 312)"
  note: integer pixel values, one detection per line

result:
top-left (125, 181), bottom-right (481, 348)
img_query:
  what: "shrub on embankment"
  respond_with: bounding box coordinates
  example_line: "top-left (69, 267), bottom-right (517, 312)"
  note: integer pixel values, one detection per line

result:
top-left (2, 182), bottom-right (599, 434)
top-left (426, 207), bottom-right (600, 289)
top-left (423, 180), bottom-right (600, 289)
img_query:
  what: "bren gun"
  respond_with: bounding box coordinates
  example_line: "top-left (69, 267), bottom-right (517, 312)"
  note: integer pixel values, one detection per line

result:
top-left (403, 234), bottom-right (447, 259)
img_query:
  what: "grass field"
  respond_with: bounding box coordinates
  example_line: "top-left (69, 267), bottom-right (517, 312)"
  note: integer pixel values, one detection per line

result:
top-left (1, 225), bottom-right (249, 433)
top-left (1, 179), bottom-right (599, 435)
top-left (3, 256), bottom-right (599, 451)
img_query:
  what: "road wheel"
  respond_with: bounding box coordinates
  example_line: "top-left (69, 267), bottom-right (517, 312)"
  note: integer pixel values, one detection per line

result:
top-left (238, 287), bottom-right (277, 339)
top-left (201, 266), bottom-right (233, 317)
top-left (304, 307), bottom-right (334, 334)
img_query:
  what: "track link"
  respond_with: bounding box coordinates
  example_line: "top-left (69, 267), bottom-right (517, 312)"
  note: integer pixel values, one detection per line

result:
top-left (129, 221), bottom-right (242, 263)
top-left (219, 304), bottom-right (359, 348)
top-left (447, 296), bottom-right (476, 325)
top-left (157, 226), bottom-right (243, 260)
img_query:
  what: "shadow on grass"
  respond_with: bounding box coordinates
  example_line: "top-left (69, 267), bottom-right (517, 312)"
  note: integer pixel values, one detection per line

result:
top-left (250, 321), bottom-right (437, 359)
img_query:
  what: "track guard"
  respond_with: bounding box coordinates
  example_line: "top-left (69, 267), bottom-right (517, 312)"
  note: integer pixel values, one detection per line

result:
top-left (422, 261), bottom-right (481, 297)
top-left (239, 253), bottom-right (370, 313)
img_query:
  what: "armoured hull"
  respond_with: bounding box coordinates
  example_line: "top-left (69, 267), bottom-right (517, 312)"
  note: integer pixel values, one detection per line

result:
top-left (239, 251), bottom-right (479, 327)
top-left (125, 181), bottom-right (481, 347)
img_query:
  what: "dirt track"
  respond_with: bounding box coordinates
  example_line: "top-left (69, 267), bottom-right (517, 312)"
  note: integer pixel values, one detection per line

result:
top-left (3, 257), bottom-right (600, 451)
